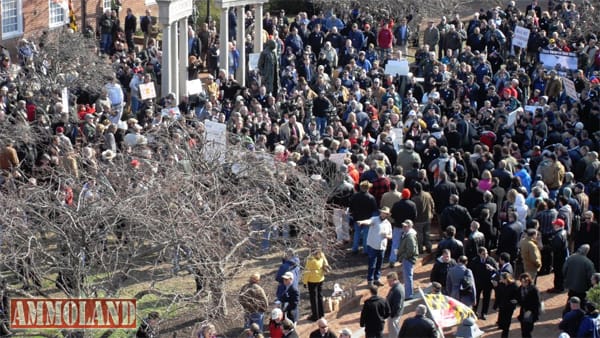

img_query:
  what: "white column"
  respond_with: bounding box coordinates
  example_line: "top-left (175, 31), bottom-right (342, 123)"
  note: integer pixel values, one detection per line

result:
top-left (161, 24), bottom-right (171, 98)
top-left (179, 18), bottom-right (189, 99)
top-left (254, 5), bottom-right (263, 53)
top-left (220, 8), bottom-right (229, 77)
top-left (236, 5), bottom-right (246, 86)
top-left (171, 22), bottom-right (179, 99)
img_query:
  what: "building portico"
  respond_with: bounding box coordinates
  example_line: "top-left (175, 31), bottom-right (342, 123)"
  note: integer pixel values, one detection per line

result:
top-left (215, 0), bottom-right (268, 87)
top-left (156, 0), bottom-right (194, 99)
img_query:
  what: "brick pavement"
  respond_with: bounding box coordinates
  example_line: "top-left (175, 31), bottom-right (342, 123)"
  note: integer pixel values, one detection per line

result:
top-left (296, 252), bottom-right (567, 338)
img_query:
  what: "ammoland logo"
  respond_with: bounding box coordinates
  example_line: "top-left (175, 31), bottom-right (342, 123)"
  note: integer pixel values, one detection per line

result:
top-left (10, 298), bottom-right (137, 329)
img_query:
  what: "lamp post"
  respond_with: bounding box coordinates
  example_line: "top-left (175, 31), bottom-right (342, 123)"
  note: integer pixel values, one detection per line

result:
top-left (206, 0), bottom-right (210, 23)
top-left (81, 0), bottom-right (87, 32)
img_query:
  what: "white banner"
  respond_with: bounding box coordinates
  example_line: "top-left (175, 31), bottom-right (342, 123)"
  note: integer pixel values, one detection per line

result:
top-left (384, 60), bottom-right (410, 76)
top-left (512, 26), bottom-right (530, 48)
top-left (539, 50), bottom-right (578, 71)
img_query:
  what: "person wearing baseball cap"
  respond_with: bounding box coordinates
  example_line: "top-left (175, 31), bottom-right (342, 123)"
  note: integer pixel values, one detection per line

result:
top-left (357, 206), bottom-right (393, 286)
top-left (547, 218), bottom-right (568, 293)
top-left (278, 271), bottom-right (300, 323)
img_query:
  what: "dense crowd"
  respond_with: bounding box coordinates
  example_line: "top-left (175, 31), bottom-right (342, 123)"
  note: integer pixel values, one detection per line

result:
top-left (1, 0), bottom-right (600, 337)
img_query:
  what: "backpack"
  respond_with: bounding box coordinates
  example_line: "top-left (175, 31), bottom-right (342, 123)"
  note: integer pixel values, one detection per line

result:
top-left (459, 269), bottom-right (473, 296)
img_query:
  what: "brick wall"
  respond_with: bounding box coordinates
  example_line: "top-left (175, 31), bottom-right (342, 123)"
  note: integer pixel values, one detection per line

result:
top-left (1, 0), bottom-right (157, 52)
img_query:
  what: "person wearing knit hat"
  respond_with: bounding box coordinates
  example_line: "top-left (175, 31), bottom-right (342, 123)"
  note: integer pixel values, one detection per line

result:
top-left (389, 187), bottom-right (417, 268)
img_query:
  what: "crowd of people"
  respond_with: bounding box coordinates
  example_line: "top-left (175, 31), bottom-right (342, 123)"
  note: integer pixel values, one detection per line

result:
top-left (2, 0), bottom-right (600, 337)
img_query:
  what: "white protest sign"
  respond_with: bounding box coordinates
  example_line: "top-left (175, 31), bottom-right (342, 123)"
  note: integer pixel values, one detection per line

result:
top-left (391, 128), bottom-right (404, 151)
top-left (187, 79), bottom-right (204, 96)
top-left (384, 60), bottom-right (410, 76)
top-left (562, 77), bottom-right (579, 101)
top-left (139, 82), bottom-right (156, 100)
top-left (329, 153), bottom-right (347, 168)
top-left (61, 87), bottom-right (69, 113)
top-left (506, 107), bottom-right (522, 127)
top-left (204, 120), bottom-right (228, 162)
top-left (512, 26), bottom-right (530, 48)
top-left (524, 105), bottom-right (538, 113)
top-left (248, 53), bottom-right (261, 71)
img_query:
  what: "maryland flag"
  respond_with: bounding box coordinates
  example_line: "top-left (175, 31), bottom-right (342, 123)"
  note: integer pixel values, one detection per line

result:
top-left (420, 290), bottom-right (478, 328)
top-left (68, 0), bottom-right (78, 31)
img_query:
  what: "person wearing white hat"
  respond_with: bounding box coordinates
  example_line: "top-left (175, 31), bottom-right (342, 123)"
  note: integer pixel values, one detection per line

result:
top-left (339, 328), bottom-right (352, 338)
top-left (268, 308), bottom-right (285, 338)
top-left (278, 271), bottom-right (300, 323)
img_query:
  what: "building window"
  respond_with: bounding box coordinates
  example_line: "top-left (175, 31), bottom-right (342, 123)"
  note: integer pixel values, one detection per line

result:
top-left (49, 0), bottom-right (66, 28)
top-left (102, 0), bottom-right (111, 12)
top-left (1, 0), bottom-right (23, 39)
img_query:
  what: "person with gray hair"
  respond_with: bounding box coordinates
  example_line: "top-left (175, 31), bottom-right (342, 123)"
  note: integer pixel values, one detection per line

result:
top-left (398, 304), bottom-right (438, 338)
top-left (396, 139), bottom-right (422, 175)
top-left (564, 244), bottom-right (596, 306)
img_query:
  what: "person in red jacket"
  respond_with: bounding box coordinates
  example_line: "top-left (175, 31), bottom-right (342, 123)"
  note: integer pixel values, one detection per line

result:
top-left (377, 22), bottom-right (394, 61)
top-left (268, 308), bottom-right (285, 338)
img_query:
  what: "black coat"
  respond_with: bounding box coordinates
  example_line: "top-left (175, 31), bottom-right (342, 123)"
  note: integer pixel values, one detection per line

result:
top-left (398, 315), bottom-right (438, 338)
top-left (495, 281), bottom-right (519, 329)
top-left (360, 295), bottom-right (390, 336)
top-left (461, 187), bottom-right (484, 214)
top-left (433, 180), bottom-right (458, 212)
top-left (468, 255), bottom-right (498, 290)
top-left (279, 285), bottom-right (300, 320)
top-left (440, 204), bottom-right (473, 240)
top-left (124, 14), bottom-right (137, 33)
top-left (498, 222), bottom-right (522, 263)
top-left (437, 237), bottom-right (464, 260)
top-left (430, 257), bottom-right (457, 289)
top-left (387, 283), bottom-right (405, 318)
top-left (349, 191), bottom-right (378, 221)
top-left (465, 230), bottom-right (486, 260)
top-left (309, 329), bottom-right (337, 338)
top-left (391, 199), bottom-right (417, 227)
top-left (517, 285), bottom-right (541, 323)
top-left (550, 228), bottom-right (569, 264)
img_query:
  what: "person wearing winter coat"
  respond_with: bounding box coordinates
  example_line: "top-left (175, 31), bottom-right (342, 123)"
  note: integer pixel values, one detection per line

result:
top-left (360, 285), bottom-right (391, 338)
top-left (517, 273), bottom-right (541, 338)
top-left (446, 255), bottom-right (476, 307)
top-left (397, 220), bottom-right (419, 299)
top-left (493, 272), bottom-right (519, 338)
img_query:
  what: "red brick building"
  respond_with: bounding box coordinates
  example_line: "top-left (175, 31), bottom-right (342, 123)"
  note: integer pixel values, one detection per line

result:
top-left (1, 0), bottom-right (157, 49)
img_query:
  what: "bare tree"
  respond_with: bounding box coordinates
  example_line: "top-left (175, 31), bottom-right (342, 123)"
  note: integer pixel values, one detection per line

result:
top-left (12, 28), bottom-right (114, 109)
top-left (0, 118), bottom-right (336, 335)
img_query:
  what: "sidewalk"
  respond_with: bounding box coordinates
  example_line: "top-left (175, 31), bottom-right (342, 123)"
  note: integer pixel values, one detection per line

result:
top-left (295, 254), bottom-right (566, 338)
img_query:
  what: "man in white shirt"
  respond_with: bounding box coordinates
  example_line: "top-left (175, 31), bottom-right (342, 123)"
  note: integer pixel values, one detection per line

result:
top-left (359, 207), bottom-right (393, 286)
top-left (105, 76), bottom-right (124, 125)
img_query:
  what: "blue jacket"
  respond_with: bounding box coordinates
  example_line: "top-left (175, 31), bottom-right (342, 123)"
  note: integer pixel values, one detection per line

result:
top-left (275, 257), bottom-right (301, 295)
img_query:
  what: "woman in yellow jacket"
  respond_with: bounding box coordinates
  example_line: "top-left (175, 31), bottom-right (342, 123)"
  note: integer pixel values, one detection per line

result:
top-left (302, 248), bottom-right (331, 321)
